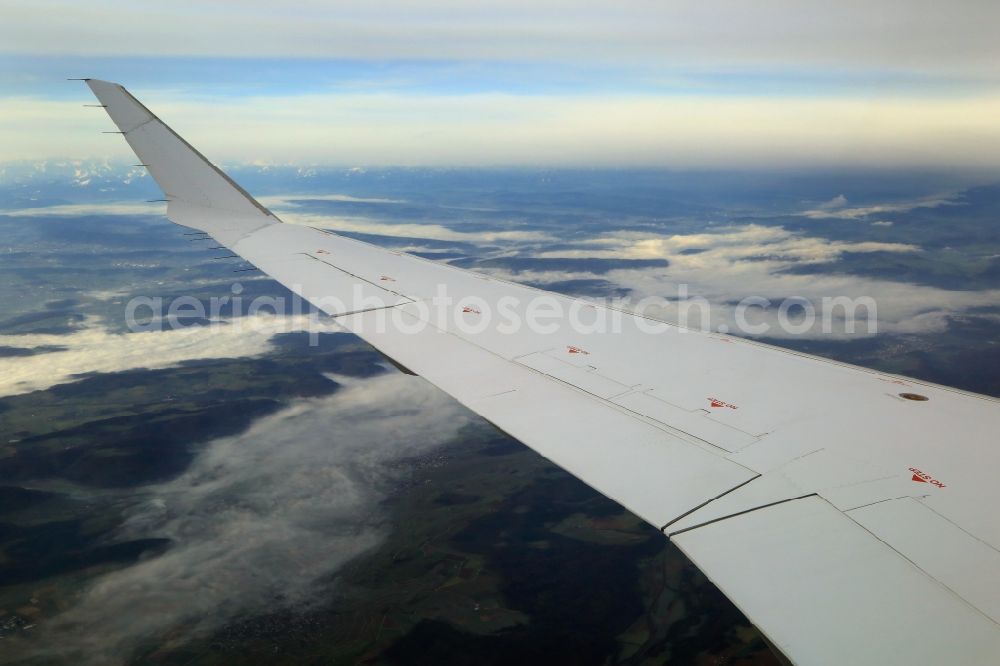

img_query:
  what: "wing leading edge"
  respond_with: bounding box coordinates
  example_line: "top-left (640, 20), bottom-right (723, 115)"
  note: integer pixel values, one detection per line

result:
top-left (83, 80), bottom-right (1000, 665)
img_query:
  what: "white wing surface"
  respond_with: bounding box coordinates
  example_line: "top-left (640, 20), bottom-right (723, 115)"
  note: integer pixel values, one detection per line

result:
top-left (84, 79), bottom-right (1000, 665)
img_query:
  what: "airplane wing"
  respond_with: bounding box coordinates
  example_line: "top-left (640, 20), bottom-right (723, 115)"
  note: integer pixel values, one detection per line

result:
top-left (83, 79), bottom-right (1000, 665)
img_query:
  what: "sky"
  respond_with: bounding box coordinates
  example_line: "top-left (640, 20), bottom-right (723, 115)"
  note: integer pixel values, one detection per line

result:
top-left (2, 0), bottom-right (1000, 168)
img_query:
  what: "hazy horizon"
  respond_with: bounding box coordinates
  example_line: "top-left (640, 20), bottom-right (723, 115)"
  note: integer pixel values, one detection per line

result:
top-left (3, 1), bottom-right (1000, 168)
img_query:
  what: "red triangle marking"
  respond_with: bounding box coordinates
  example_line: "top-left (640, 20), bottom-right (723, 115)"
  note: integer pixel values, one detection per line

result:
top-left (912, 474), bottom-right (927, 483)
top-left (709, 399), bottom-right (724, 408)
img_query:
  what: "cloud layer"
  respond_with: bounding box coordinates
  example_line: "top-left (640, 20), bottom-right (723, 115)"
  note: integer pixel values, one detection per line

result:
top-left (9, 92), bottom-right (1000, 168)
top-left (4, 2), bottom-right (1000, 167)
top-left (481, 224), bottom-right (1000, 338)
top-left (0, 314), bottom-right (339, 397)
top-left (4, 198), bottom-right (994, 344)
top-left (9, 371), bottom-right (473, 664)
top-left (3, 1), bottom-right (999, 75)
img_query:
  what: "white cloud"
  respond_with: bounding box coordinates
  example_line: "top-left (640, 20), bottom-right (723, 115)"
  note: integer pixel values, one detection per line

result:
top-left (0, 201), bottom-right (164, 217)
top-left (254, 193), bottom-right (550, 242)
top-left (0, 314), bottom-right (339, 397)
top-left (281, 213), bottom-right (552, 243)
top-left (800, 194), bottom-right (958, 219)
top-left (546, 224), bottom-right (919, 263)
top-left (2, 197), bottom-right (990, 344)
top-left (818, 194), bottom-right (849, 209)
top-left (483, 224), bottom-right (1000, 338)
top-left (258, 193), bottom-right (406, 206)
top-left (8, 371), bottom-right (474, 664)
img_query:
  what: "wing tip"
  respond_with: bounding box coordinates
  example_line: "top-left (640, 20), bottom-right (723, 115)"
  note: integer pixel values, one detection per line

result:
top-left (71, 78), bottom-right (127, 89)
